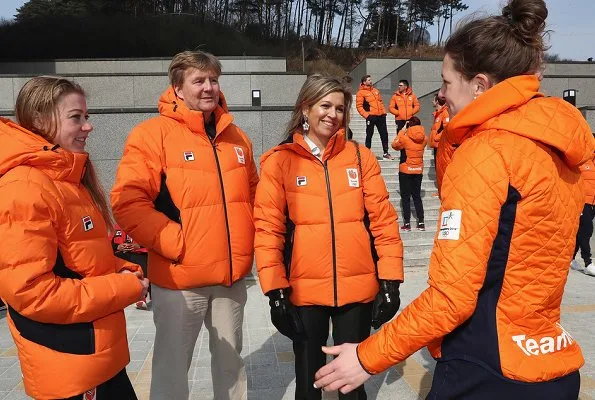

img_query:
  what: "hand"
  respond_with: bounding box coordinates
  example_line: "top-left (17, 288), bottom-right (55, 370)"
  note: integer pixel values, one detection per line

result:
top-left (117, 244), bottom-right (129, 252)
top-left (371, 280), bottom-right (401, 329)
top-left (267, 289), bottom-right (306, 340)
top-left (129, 243), bottom-right (141, 251)
top-left (137, 277), bottom-right (150, 301)
top-left (314, 343), bottom-right (371, 394)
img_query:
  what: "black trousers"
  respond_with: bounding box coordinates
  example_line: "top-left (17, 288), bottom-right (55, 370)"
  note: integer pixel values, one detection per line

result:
top-left (365, 115), bottom-right (389, 154)
top-left (399, 173), bottom-right (424, 223)
top-left (395, 119), bottom-right (407, 133)
top-left (574, 203), bottom-right (595, 265)
top-left (293, 302), bottom-right (373, 400)
top-left (62, 369), bottom-right (137, 400)
top-left (427, 359), bottom-right (580, 400)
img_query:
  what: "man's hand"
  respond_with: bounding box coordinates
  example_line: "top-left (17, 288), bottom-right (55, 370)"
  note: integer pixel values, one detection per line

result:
top-left (314, 343), bottom-right (371, 394)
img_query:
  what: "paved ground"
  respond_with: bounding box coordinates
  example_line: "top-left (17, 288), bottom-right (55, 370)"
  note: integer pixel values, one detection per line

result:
top-left (1, 265), bottom-right (595, 399)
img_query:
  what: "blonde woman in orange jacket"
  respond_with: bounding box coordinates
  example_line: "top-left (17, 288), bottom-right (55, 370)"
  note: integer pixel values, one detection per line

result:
top-left (0, 77), bottom-right (148, 400)
top-left (391, 116), bottom-right (428, 231)
top-left (315, 1), bottom-right (592, 398)
top-left (571, 153), bottom-right (595, 275)
top-left (255, 74), bottom-right (403, 400)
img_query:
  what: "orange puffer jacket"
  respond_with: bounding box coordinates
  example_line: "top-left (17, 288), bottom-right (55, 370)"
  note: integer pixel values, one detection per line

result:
top-left (389, 87), bottom-right (420, 121)
top-left (391, 125), bottom-right (427, 174)
top-left (0, 118), bottom-right (142, 399)
top-left (358, 75), bottom-right (593, 383)
top-left (111, 87), bottom-right (259, 290)
top-left (580, 156), bottom-right (595, 205)
top-left (356, 84), bottom-right (387, 119)
top-left (429, 105), bottom-right (449, 149)
top-left (254, 131), bottom-right (403, 306)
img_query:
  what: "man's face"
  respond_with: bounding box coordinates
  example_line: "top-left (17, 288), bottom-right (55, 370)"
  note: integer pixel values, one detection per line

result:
top-left (364, 77), bottom-right (372, 86)
top-left (174, 67), bottom-right (220, 118)
top-left (398, 82), bottom-right (408, 93)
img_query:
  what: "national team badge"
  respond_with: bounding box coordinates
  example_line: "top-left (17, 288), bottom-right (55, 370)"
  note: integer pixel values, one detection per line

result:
top-left (183, 151), bottom-right (195, 161)
top-left (346, 168), bottom-right (360, 187)
top-left (84, 388), bottom-right (97, 400)
top-left (296, 176), bottom-right (307, 186)
top-left (234, 146), bottom-right (246, 164)
top-left (82, 216), bottom-right (94, 232)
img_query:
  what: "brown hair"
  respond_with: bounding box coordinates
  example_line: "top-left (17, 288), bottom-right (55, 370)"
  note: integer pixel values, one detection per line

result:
top-left (444, 0), bottom-right (548, 84)
top-left (434, 93), bottom-right (446, 106)
top-left (15, 76), bottom-right (113, 231)
top-left (360, 74), bottom-right (370, 84)
top-left (284, 74), bottom-right (352, 140)
top-left (168, 50), bottom-right (222, 88)
top-left (408, 116), bottom-right (421, 127)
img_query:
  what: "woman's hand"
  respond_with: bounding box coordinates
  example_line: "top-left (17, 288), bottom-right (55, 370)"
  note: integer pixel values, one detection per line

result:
top-left (120, 270), bottom-right (149, 301)
top-left (117, 243), bottom-right (129, 252)
top-left (313, 343), bottom-right (371, 394)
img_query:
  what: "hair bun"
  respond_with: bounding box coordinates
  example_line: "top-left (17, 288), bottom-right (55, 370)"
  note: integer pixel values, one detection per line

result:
top-left (502, 0), bottom-right (547, 44)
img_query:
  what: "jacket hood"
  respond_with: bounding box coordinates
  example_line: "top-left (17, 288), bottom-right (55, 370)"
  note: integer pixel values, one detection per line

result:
top-left (445, 75), bottom-right (594, 168)
top-left (359, 83), bottom-right (373, 91)
top-left (395, 87), bottom-right (413, 96)
top-left (157, 86), bottom-right (233, 136)
top-left (0, 117), bottom-right (88, 183)
top-left (260, 129), bottom-right (347, 167)
top-left (406, 125), bottom-right (426, 144)
top-left (433, 105), bottom-right (448, 118)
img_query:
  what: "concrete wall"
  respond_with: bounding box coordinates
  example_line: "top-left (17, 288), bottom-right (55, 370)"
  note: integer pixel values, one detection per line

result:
top-left (0, 57), bottom-right (287, 75)
top-left (0, 73), bottom-right (306, 111)
top-left (580, 107), bottom-right (595, 132)
top-left (349, 58), bottom-right (408, 93)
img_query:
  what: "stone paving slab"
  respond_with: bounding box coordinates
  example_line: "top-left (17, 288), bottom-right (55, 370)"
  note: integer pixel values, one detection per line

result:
top-left (1, 267), bottom-right (594, 399)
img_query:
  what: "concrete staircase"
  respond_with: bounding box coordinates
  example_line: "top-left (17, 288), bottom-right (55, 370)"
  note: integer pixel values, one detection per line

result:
top-left (349, 104), bottom-right (439, 269)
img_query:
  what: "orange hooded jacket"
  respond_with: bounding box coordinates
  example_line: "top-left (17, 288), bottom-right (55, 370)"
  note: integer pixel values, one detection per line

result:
top-left (0, 118), bottom-right (142, 399)
top-left (254, 131), bottom-right (403, 306)
top-left (358, 75), bottom-right (593, 383)
top-left (580, 156), bottom-right (595, 205)
top-left (429, 105), bottom-right (449, 149)
top-left (356, 84), bottom-right (387, 119)
top-left (111, 87), bottom-right (259, 290)
top-left (391, 125), bottom-right (427, 174)
top-left (389, 87), bottom-right (420, 121)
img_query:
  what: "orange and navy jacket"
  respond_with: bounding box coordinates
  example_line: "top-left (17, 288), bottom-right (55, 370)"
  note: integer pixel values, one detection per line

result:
top-left (391, 125), bottom-right (427, 174)
top-left (0, 118), bottom-right (143, 399)
top-left (358, 75), bottom-right (593, 383)
top-left (580, 155), bottom-right (595, 205)
top-left (254, 131), bottom-right (403, 306)
top-left (356, 84), bottom-right (387, 119)
top-left (110, 224), bottom-right (148, 254)
top-left (111, 87), bottom-right (259, 290)
top-left (389, 87), bottom-right (420, 121)
top-left (429, 105), bottom-right (449, 149)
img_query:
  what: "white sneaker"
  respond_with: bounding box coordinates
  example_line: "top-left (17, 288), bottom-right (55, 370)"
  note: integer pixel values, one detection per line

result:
top-left (585, 263), bottom-right (595, 276)
top-left (570, 259), bottom-right (584, 272)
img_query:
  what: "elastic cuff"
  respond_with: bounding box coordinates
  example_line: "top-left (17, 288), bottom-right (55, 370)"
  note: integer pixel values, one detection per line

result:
top-left (356, 344), bottom-right (375, 376)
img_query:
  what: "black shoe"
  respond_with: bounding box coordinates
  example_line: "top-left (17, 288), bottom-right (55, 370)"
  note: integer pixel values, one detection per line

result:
top-left (417, 222), bottom-right (425, 231)
top-left (401, 223), bottom-right (411, 231)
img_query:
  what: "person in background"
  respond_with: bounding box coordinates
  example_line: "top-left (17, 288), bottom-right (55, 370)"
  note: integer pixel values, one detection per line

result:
top-left (0, 76), bottom-right (147, 400)
top-left (429, 93), bottom-right (449, 197)
top-left (111, 50), bottom-right (258, 400)
top-left (255, 74), bottom-right (403, 400)
top-left (356, 75), bottom-right (393, 160)
top-left (314, 0), bottom-right (592, 398)
top-left (391, 116), bottom-right (427, 232)
top-left (389, 80), bottom-right (420, 134)
top-left (340, 75), bottom-right (355, 140)
top-left (571, 150), bottom-right (595, 276)
top-left (111, 224), bottom-right (151, 309)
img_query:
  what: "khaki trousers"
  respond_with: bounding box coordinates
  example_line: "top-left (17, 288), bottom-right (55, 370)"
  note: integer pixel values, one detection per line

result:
top-left (149, 280), bottom-right (247, 400)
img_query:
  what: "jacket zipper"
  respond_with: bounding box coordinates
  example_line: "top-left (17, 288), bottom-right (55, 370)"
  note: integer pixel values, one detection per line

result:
top-left (323, 161), bottom-right (338, 306)
top-left (211, 140), bottom-right (234, 286)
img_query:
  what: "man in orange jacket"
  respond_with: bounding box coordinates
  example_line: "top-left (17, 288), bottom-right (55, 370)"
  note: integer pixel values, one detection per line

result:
top-left (356, 75), bottom-right (393, 160)
top-left (111, 51), bottom-right (259, 400)
top-left (389, 80), bottom-right (420, 133)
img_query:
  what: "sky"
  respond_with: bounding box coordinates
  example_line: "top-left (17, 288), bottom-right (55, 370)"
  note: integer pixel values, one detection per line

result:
top-left (0, 0), bottom-right (593, 61)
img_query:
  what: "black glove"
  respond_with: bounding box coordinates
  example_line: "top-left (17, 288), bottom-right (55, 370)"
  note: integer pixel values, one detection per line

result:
top-left (267, 288), bottom-right (306, 341)
top-left (371, 280), bottom-right (401, 329)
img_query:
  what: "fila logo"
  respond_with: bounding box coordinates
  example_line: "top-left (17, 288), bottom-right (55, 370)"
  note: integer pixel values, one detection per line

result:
top-left (234, 146), bottom-right (246, 164)
top-left (296, 176), bottom-right (307, 186)
top-left (84, 388), bottom-right (97, 400)
top-left (82, 216), bottom-right (94, 232)
top-left (115, 230), bottom-right (122, 237)
top-left (183, 151), bottom-right (195, 161)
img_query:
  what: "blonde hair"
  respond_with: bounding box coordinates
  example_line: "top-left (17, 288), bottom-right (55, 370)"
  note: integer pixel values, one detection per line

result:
top-left (284, 74), bottom-right (352, 140)
top-left (168, 50), bottom-right (222, 88)
top-left (15, 76), bottom-right (113, 231)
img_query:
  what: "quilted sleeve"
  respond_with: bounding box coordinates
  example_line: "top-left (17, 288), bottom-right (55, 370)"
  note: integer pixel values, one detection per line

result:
top-left (388, 94), bottom-right (399, 117)
top-left (254, 154), bottom-right (291, 294)
top-left (356, 91), bottom-right (369, 119)
top-left (412, 94), bottom-right (420, 116)
top-left (0, 180), bottom-right (142, 324)
top-left (111, 124), bottom-right (184, 262)
top-left (361, 146), bottom-right (404, 281)
top-left (357, 137), bottom-right (509, 373)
